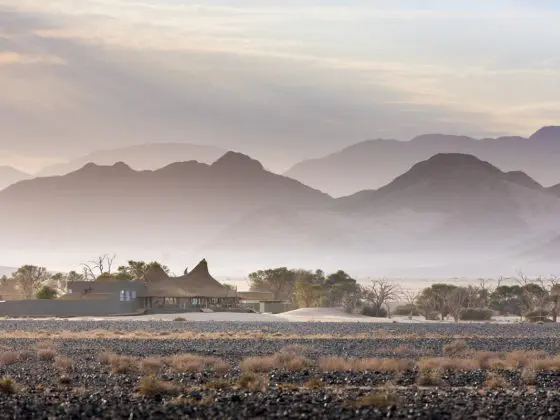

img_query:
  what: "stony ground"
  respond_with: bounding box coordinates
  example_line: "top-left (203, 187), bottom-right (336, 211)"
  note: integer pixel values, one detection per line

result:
top-left (0, 320), bottom-right (558, 419)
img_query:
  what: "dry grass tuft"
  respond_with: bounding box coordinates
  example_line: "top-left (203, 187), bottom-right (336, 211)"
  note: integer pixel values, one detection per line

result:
top-left (443, 340), bottom-right (469, 357)
top-left (417, 357), bottom-right (480, 372)
top-left (205, 380), bottom-right (232, 390)
top-left (173, 317), bottom-right (186, 322)
top-left (35, 342), bottom-right (57, 351)
top-left (98, 353), bottom-right (136, 374)
top-left (38, 349), bottom-right (56, 362)
top-left (0, 377), bottom-right (16, 394)
top-left (18, 350), bottom-right (35, 361)
top-left (504, 351), bottom-right (547, 370)
top-left (240, 349), bottom-right (311, 373)
top-left (237, 372), bottom-right (269, 392)
top-left (240, 355), bottom-right (278, 373)
top-left (318, 356), bottom-right (411, 373)
top-left (303, 378), bottom-right (324, 389)
top-left (140, 357), bottom-right (164, 375)
top-left (138, 376), bottom-right (181, 397)
top-left (167, 354), bottom-right (229, 374)
top-left (0, 351), bottom-right (22, 366)
top-left (484, 373), bottom-right (508, 389)
top-left (521, 368), bottom-right (537, 385)
top-left (54, 356), bottom-right (73, 372)
top-left (277, 383), bottom-right (300, 391)
top-left (416, 368), bottom-right (443, 387)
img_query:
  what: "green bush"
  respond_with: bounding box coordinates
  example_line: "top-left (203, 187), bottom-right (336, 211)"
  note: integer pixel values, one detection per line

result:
top-left (361, 306), bottom-right (388, 318)
top-left (393, 305), bottom-right (420, 316)
top-left (36, 285), bottom-right (57, 300)
top-left (459, 307), bottom-right (493, 321)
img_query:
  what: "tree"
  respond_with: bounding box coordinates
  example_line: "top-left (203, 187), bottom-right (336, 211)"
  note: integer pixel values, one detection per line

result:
top-left (489, 285), bottom-right (524, 315)
top-left (362, 278), bottom-right (401, 317)
top-left (36, 285), bottom-right (58, 300)
top-left (418, 284), bottom-right (459, 320)
top-left (294, 275), bottom-right (321, 308)
top-left (222, 283), bottom-right (236, 291)
top-left (341, 285), bottom-right (363, 314)
top-left (402, 289), bottom-right (420, 317)
top-left (447, 287), bottom-right (469, 322)
top-left (81, 254), bottom-right (116, 281)
top-left (549, 283), bottom-right (560, 323)
top-left (116, 261), bottom-right (170, 282)
top-left (248, 268), bottom-right (296, 301)
top-left (323, 270), bottom-right (358, 307)
top-left (12, 265), bottom-right (50, 299)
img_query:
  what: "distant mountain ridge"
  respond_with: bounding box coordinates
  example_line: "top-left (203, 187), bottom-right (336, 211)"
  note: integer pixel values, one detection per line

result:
top-left (1, 151), bottom-right (560, 276)
top-left (0, 151), bottom-right (331, 252)
top-left (285, 126), bottom-right (560, 197)
top-left (203, 153), bottom-right (560, 275)
top-left (36, 142), bottom-right (226, 177)
top-left (0, 166), bottom-right (31, 191)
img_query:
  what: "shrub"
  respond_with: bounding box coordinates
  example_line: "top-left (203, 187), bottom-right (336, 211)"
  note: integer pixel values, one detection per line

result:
top-left (304, 379), bottom-right (324, 389)
top-left (393, 305), bottom-right (420, 316)
top-left (38, 349), bottom-right (56, 362)
top-left (36, 285), bottom-right (58, 300)
top-left (443, 340), bottom-right (469, 357)
top-left (484, 373), bottom-right (508, 389)
top-left (361, 306), bottom-right (388, 318)
top-left (54, 356), bottom-right (73, 372)
top-left (140, 358), bottom-right (164, 375)
top-left (0, 377), bottom-right (16, 394)
top-left (0, 351), bottom-right (21, 365)
top-left (138, 376), bottom-right (180, 397)
top-left (459, 308), bottom-right (493, 321)
top-left (416, 368), bottom-right (443, 386)
top-left (173, 317), bottom-right (186, 322)
top-left (237, 373), bottom-right (268, 392)
top-left (167, 354), bottom-right (229, 374)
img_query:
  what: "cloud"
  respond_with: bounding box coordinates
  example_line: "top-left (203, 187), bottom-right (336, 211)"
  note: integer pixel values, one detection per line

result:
top-left (0, 1), bottom-right (559, 171)
top-left (0, 51), bottom-right (64, 65)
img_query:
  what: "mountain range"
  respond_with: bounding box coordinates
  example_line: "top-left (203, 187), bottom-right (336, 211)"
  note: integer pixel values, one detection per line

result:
top-left (0, 149), bottom-right (559, 277)
top-left (36, 143), bottom-right (226, 177)
top-left (285, 126), bottom-right (560, 197)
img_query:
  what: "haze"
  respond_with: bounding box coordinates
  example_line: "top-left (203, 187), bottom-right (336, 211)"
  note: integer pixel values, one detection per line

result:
top-left (1, 1), bottom-right (559, 279)
top-left (2, 0), bottom-right (560, 172)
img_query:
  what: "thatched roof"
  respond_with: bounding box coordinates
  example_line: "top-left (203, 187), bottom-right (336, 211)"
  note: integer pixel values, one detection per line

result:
top-left (144, 265), bottom-right (170, 283)
top-left (141, 259), bottom-right (237, 298)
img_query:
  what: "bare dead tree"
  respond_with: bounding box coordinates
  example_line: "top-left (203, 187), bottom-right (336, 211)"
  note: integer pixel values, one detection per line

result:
top-left (81, 254), bottom-right (117, 281)
top-left (362, 278), bottom-right (401, 316)
top-left (402, 289), bottom-right (420, 317)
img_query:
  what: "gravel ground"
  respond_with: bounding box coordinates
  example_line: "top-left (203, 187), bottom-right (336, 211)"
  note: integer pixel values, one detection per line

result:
top-left (0, 320), bottom-right (557, 419)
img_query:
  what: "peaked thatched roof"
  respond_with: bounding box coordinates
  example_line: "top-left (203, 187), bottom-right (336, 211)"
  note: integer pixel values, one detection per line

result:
top-left (144, 264), bottom-right (170, 283)
top-left (141, 259), bottom-right (237, 298)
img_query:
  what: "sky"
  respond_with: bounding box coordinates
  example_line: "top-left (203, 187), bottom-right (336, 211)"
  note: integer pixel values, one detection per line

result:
top-left (1, 0), bottom-right (559, 172)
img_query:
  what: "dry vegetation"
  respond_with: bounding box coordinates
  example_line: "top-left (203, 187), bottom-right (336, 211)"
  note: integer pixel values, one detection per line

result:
top-left (237, 372), bottom-right (269, 392)
top-left (138, 376), bottom-right (181, 397)
top-left (0, 329), bottom-right (542, 341)
top-left (240, 346), bottom-right (311, 373)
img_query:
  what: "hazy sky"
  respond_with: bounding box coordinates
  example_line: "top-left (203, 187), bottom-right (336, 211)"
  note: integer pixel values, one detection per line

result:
top-left (1, 0), bottom-right (559, 172)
